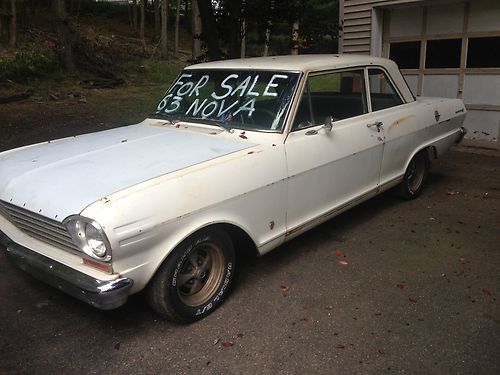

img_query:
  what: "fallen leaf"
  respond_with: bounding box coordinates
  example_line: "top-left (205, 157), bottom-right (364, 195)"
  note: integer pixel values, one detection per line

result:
top-left (213, 338), bottom-right (220, 346)
top-left (409, 297), bottom-right (417, 303)
top-left (239, 134), bottom-right (248, 139)
top-left (280, 284), bottom-right (289, 293)
top-left (482, 288), bottom-right (492, 296)
top-left (221, 341), bottom-right (234, 348)
top-left (335, 344), bottom-right (345, 349)
top-left (335, 249), bottom-right (343, 257)
top-left (121, 139), bottom-right (127, 143)
top-left (378, 348), bottom-right (385, 355)
top-left (339, 260), bottom-right (349, 266)
top-left (300, 317), bottom-right (311, 322)
top-left (397, 283), bottom-right (405, 289)
top-left (446, 191), bottom-right (459, 196)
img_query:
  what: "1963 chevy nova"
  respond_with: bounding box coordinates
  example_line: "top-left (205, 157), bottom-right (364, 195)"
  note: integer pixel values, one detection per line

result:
top-left (0, 55), bottom-right (466, 323)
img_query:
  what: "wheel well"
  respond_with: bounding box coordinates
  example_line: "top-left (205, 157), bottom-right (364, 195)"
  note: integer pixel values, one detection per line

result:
top-left (408, 146), bottom-right (433, 170)
top-left (205, 223), bottom-right (259, 260)
top-left (424, 145), bottom-right (437, 162)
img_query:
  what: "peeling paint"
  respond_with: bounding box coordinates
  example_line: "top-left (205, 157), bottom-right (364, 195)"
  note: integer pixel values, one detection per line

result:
top-left (387, 115), bottom-right (414, 131)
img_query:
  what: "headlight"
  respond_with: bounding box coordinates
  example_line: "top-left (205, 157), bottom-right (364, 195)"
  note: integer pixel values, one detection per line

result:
top-left (64, 215), bottom-right (111, 261)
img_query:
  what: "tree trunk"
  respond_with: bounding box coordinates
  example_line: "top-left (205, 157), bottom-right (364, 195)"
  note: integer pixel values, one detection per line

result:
top-left (140, 0), bottom-right (146, 50)
top-left (160, 0), bottom-right (168, 57)
top-left (174, 0), bottom-right (180, 55)
top-left (227, 0), bottom-right (241, 59)
top-left (132, 0), bottom-right (137, 32)
top-left (9, 0), bottom-right (16, 46)
top-left (291, 19), bottom-right (299, 55)
top-left (263, 0), bottom-right (274, 56)
top-left (197, 0), bottom-right (220, 61)
top-left (191, 0), bottom-right (201, 61)
top-left (53, 0), bottom-right (75, 72)
top-left (154, 0), bottom-right (160, 39)
top-left (240, 18), bottom-right (246, 58)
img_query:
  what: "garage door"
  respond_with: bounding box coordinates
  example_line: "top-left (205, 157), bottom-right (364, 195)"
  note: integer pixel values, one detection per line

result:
top-left (383, 0), bottom-right (500, 143)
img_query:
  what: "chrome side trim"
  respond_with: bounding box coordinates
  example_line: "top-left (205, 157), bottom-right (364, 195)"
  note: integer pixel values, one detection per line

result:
top-left (5, 243), bottom-right (132, 310)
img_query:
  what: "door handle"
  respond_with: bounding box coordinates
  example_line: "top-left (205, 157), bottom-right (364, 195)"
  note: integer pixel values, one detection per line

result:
top-left (367, 121), bottom-right (383, 132)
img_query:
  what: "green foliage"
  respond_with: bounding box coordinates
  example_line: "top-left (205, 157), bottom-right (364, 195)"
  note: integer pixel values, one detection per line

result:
top-left (210, 0), bottom-right (339, 58)
top-left (0, 48), bottom-right (60, 83)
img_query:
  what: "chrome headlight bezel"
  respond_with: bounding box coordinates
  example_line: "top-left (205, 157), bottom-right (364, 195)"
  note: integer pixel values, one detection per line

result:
top-left (63, 215), bottom-right (112, 262)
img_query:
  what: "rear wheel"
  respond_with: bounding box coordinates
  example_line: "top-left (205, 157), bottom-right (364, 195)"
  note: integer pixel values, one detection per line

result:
top-left (146, 228), bottom-right (235, 323)
top-left (395, 152), bottom-right (428, 200)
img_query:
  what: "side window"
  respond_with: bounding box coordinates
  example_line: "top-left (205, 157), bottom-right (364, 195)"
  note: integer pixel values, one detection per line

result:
top-left (293, 70), bottom-right (367, 130)
top-left (368, 69), bottom-right (404, 111)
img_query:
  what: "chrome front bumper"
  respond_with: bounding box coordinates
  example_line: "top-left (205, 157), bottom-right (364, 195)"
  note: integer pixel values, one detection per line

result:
top-left (1, 232), bottom-right (133, 310)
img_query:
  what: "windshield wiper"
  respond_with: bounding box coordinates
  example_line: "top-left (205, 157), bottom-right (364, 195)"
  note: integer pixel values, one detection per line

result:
top-left (181, 116), bottom-right (233, 133)
top-left (148, 112), bottom-right (175, 124)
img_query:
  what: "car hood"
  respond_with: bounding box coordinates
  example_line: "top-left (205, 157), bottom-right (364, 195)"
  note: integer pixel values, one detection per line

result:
top-left (0, 122), bottom-right (254, 220)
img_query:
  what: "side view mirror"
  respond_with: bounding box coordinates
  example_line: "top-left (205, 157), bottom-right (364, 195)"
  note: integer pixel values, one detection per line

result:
top-left (322, 116), bottom-right (333, 132)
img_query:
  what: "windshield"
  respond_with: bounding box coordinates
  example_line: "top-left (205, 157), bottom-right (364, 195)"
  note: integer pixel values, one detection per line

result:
top-left (155, 69), bottom-right (300, 132)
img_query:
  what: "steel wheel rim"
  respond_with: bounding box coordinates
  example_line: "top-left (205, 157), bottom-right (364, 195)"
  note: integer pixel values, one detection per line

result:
top-left (407, 157), bottom-right (425, 193)
top-left (177, 243), bottom-right (225, 307)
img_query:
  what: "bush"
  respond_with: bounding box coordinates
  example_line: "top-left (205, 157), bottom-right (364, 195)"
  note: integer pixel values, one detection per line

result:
top-left (0, 48), bottom-right (60, 83)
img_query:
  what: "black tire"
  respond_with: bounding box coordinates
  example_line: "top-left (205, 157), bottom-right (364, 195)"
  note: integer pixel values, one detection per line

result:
top-left (146, 228), bottom-right (235, 323)
top-left (395, 152), bottom-right (429, 200)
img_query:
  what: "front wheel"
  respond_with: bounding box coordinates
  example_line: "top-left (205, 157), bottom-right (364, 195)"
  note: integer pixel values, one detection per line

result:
top-left (146, 228), bottom-right (236, 323)
top-left (395, 152), bottom-right (429, 200)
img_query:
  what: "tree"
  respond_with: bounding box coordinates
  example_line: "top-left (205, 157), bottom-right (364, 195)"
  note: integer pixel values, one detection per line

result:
top-left (196, 0), bottom-right (220, 60)
top-left (9, 0), bottom-right (16, 46)
top-left (154, 0), bottom-right (160, 39)
top-left (130, 0), bottom-right (138, 32)
top-left (161, 0), bottom-right (168, 57)
top-left (227, 0), bottom-right (242, 59)
top-left (263, 0), bottom-right (274, 56)
top-left (191, 0), bottom-right (202, 60)
top-left (174, 0), bottom-right (180, 55)
top-left (53, 0), bottom-right (75, 72)
top-left (139, 0), bottom-right (146, 50)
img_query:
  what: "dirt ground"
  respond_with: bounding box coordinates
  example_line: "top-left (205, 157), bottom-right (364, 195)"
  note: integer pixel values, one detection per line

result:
top-left (0, 98), bottom-right (499, 374)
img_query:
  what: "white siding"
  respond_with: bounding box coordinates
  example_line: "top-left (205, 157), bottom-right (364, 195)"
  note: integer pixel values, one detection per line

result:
top-left (340, 0), bottom-right (424, 54)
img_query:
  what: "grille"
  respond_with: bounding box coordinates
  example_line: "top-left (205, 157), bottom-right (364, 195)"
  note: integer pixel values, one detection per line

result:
top-left (0, 200), bottom-right (80, 253)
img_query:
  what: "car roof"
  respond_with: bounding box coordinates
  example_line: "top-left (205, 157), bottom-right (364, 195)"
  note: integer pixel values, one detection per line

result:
top-left (187, 54), bottom-right (393, 73)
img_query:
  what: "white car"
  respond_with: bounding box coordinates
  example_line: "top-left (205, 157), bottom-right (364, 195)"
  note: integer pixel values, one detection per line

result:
top-left (0, 55), bottom-right (466, 323)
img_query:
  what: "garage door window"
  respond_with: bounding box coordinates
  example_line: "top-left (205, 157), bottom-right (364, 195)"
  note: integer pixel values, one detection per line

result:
top-left (425, 39), bottom-right (462, 68)
top-left (467, 37), bottom-right (500, 68)
top-left (368, 69), bottom-right (403, 111)
top-left (390, 41), bottom-right (421, 69)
